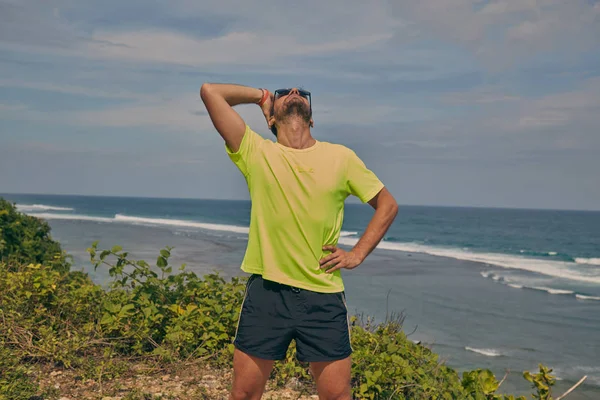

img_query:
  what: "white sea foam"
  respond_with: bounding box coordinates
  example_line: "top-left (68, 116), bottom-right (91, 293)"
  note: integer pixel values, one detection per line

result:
top-left (26, 212), bottom-right (249, 233)
top-left (340, 231), bottom-right (358, 237)
top-left (575, 258), bottom-right (600, 266)
top-left (508, 284), bottom-right (523, 289)
top-left (548, 252), bottom-right (557, 256)
top-left (575, 294), bottom-right (600, 301)
top-left (337, 237), bottom-right (600, 284)
top-left (465, 347), bottom-right (503, 357)
top-left (113, 214), bottom-right (250, 234)
top-left (27, 213), bottom-right (112, 223)
top-left (506, 283), bottom-right (576, 295)
top-left (17, 204), bottom-right (74, 212)
top-left (528, 286), bottom-right (574, 295)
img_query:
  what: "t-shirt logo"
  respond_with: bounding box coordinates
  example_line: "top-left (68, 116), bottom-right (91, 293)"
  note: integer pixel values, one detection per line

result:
top-left (295, 166), bottom-right (314, 174)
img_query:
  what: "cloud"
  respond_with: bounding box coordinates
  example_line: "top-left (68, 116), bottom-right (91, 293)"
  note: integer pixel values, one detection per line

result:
top-left (0, 94), bottom-right (210, 131)
top-left (0, 79), bottom-right (150, 100)
top-left (436, 76), bottom-right (600, 136)
top-left (85, 29), bottom-right (394, 67)
top-left (392, 0), bottom-right (600, 69)
top-left (441, 86), bottom-right (520, 104)
top-left (0, 0), bottom-right (401, 70)
top-left (515, 77), bottom-right (600, 131)
top-left (0, 102), bottom-right (28, 112)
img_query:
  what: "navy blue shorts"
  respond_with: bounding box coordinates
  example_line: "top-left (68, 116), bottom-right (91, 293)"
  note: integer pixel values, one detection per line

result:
top-left (233, 274), bottom-right (352, 362)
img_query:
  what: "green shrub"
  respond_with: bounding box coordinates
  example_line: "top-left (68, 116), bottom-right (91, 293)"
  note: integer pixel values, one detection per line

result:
top-left (524, 364), bottom-right (556, 400)
top-left (0, 345), bottom-right (39, 400)
top-left (0, 262), bottom-right (104, 368)
top-left (348, 314), bottom-right (468, 399)
top-left (0, 198), bottom-right (69, 273)
top-left (89, 243), bottom-right (246, 364)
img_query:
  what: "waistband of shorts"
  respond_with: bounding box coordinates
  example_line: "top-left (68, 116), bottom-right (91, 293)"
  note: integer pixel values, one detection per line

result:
top-left (251, 274), bottom-right (304, 293)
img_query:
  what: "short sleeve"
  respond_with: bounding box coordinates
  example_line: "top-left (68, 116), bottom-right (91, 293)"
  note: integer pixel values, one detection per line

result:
top-left (346, 149), bottom-right (385, 203)
top-left (225, 125), bottom-right (264, 177)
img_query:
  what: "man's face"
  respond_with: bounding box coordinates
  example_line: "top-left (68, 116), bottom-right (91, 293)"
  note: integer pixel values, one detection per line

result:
top-left (273, 88), bottom-right (312, 124)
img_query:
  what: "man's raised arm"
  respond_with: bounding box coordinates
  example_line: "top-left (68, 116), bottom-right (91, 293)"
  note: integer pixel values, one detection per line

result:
top-left (199, 83), bottom-right (266, 153)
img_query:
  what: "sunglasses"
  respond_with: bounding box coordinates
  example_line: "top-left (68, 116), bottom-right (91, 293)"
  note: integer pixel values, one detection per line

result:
top-left (274, 88), bottom-right (312, 106)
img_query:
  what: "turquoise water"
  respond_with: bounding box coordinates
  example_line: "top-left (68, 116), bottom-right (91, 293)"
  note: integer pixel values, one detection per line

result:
top-left (2, 193), bottom-right (600, 398)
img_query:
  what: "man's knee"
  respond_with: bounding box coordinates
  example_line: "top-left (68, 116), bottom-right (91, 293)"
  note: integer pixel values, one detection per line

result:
top-left (230, 373), bottom-right (268, 400)
top-left (229, 386), bottom-right (263, 400)
top-left (319, 388), bottom-right (352, 400)
top-left (317, 381), bottom-right (352, 400)
top-left (230, 348), bottom-right (273, 399)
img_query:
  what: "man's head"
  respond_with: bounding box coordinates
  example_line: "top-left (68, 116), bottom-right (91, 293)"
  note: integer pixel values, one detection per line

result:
top-left (269, 88), bottom-right (313, 136)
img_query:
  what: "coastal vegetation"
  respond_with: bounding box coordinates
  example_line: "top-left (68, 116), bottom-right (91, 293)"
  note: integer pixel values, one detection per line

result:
top-left (0, 197), bottom-right (586, 399)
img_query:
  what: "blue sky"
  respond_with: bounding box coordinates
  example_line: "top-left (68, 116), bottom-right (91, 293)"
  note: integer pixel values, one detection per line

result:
top-left (1, 0), bottom-right (599, 210)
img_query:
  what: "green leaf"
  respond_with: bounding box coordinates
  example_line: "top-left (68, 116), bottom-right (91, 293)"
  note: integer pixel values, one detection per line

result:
top-left (157, 256), bottom-right (167, 268)
top-left (100, 313), bottom-right (114, 325)
top-left (121, 303), bottom-right (135, 314)
top-left (111, 245), bottom-right (122, 253)
top-left (160, 249), bottom-right (171, 258)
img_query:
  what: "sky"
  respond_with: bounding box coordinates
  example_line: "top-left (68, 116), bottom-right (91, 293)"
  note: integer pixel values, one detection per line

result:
top-left (0, 0), bottom-right (599, 210)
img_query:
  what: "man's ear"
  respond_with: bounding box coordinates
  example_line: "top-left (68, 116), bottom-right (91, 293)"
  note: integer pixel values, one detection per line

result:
top-left (268, 115), bottom-right (276, 129)
top-left (309, 118), bottom-right (314, 128)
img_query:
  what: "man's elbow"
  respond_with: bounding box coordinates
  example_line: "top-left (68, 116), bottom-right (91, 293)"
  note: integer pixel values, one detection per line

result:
top-left (384, 192), bottom-right (399, 219)
top-left (200, 83), bottom-right (213, 102)
top-left (388, 199), bottom-right (399, 219)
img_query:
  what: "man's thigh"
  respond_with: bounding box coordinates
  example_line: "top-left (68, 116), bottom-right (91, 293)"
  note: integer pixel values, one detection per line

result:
top-left (310, 357), bottom-right (352, 400)
top-left (230, 349), bottom-right (274, 400)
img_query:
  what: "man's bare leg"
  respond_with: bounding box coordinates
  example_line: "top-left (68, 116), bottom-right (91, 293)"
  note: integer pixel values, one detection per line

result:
top-left (310, 357), bottom-right (352, 400)
top-left (229, 348), bottom-right (274, 400)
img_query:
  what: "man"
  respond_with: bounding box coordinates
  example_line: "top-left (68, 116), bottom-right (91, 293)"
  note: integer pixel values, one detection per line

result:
top-left (200, 83), bottom-right (398, 400)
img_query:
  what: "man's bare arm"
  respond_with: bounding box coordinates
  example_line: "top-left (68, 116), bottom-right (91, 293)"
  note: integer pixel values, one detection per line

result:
top-left (352, 187), bottom-right (399, 262)
top-left (200, 83), bottom-right (263, 152)
top-left (320, 187), bottom-right (398, 273)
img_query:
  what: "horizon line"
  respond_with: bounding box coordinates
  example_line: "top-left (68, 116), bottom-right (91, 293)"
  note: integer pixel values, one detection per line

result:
top-left (1, 191), bottom-right (598, 213)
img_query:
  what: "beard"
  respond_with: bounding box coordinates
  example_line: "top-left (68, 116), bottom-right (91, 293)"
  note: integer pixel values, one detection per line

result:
top-left (278, 97), bottom-right (312, 123)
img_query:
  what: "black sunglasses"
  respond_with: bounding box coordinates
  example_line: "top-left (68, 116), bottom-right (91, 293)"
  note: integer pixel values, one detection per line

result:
top-left (274, 88), bottom-right (312, 106)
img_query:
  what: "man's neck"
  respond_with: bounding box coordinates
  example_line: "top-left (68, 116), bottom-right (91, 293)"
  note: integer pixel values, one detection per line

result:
top-left (276, 119), bottom-right (315, 150)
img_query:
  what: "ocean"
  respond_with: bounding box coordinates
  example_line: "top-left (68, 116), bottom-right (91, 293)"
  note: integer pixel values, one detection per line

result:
top-left (2, 193), bottom-right (599, 399)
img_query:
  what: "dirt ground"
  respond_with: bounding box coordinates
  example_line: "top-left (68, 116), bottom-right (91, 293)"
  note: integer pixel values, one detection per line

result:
top-left (33, 360), bottom-right (320, 400)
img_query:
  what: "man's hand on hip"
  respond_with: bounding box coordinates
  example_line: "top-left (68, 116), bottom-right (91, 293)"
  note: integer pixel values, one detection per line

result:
top-left (319, 246), bottom-right (363, 273)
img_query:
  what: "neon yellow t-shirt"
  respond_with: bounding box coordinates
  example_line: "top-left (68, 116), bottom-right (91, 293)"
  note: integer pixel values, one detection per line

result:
top-left (226, 125), bottom-right (384, 293)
